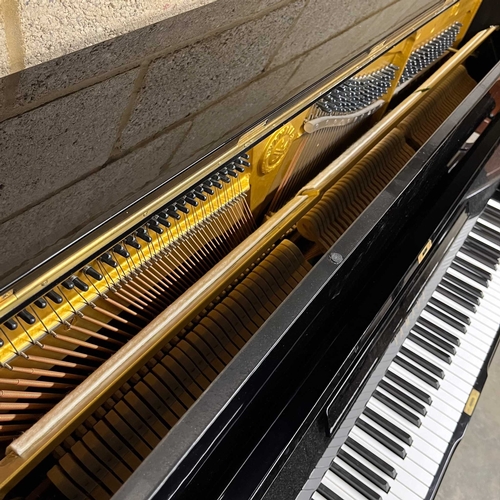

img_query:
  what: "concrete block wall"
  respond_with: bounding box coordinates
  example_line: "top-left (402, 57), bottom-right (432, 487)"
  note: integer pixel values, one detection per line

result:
top-left (0, 0), bottom-right (439, 286)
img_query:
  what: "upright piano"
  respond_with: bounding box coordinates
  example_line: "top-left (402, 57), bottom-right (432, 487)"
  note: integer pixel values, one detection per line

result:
top-left (1, 0), bottom-right (500, 499)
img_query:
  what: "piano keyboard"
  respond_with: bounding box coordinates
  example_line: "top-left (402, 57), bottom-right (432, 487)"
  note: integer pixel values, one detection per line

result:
top-left (308, 198), bottom-right (500, 500)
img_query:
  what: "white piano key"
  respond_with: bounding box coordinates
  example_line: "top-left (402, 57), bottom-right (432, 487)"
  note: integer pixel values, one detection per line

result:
top-left (397, 352), bottom-right (470, 404)
top-left (403, 337), bottom-right (476, 387)
top-left (469, 231), bottom-right (500, 254)
top-left (332, 456), bottom-right (388, 499)
top-left (341, 442), bottom-right (421, 500)
top-left (457, 251), bottom-right (496, 274)
top-left (409, 329), bottom-right (480, 379)
top-left (419, 310), bottom-right (488, 360)
top-left (477, 217), bottom-right (500, 234)
top-left (486, 198), bottom-right (500, 211)
top-left (399, 343), bottom-right (474, 398)
top-left (421, 305), bottom-right (492, 351)
top-left (390, 364), bottom-right (465, 414)
top-left (448, 267), bottom-right (500, 305)
top-left (375, 385), bottom-right (454, 445)
top-left (322, 472), bottom-right (360, 500)
top-left (382, 374), bottom-right (462, 423)
top-left (308, 208), bottom-right (500, 500)
top-left (379, 374), bottom-right (457, 435)
top-left (432, 285), bottom-right (498, 325)
top-left (366, 399), bottom-right (447, 461)
top-left (432, 291), bottom-right (499, 336)
top-left (350, 427), bottom-right (428, 498)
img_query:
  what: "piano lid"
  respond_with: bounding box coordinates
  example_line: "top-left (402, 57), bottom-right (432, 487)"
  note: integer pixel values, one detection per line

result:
top-left (0, 0), bottom-right (450, 292)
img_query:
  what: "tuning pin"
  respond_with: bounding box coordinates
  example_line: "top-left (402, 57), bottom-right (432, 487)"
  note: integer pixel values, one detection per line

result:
top-left (236, 157), bottom-right (251, 167)
top-left (147, 220), bottom-right (164, 234)
top-left (47, 290), bottom-right (63, 304)
top-left (61, 279), bottom-right (75, 290)
top-left (230, 162), bottom-right (245, 173)
top-left (210, 176), bottom-right (223, 189)
top-left (184, 194), bottom-right (198, 207)
top-left (202, 182), bottom-right (215, 195)
top-left (176, 203), bottom-right (189, 214)
top-left (85, 266), bottom-right (103, 280)
top-left (100, 253), bottom-right (118, 268)
top-left (157, 214), bottom-right (171, 227)
top-left (18, 309), bottom-right (36, 325)
top-left (34, 297), bottom-right (47, 309)
top-left (217, 172), bottom-right (231, 183)
top-left (123, 236), bottom-right (140, 250)
top-left (192, 187), bottom-right (207, 200)
top-left (73, 277), bottom-right (89, 292)
top-left (136, 228), bottom-right (152, 243)
top-left (113, 244), bottom-right (130, 258)
top-left (165, 206), bottom-right (181, 220)
top-left (4, 319), bottom-right (17, 330)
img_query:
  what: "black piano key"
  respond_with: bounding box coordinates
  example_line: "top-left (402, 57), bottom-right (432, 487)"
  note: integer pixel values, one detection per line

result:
top-left (364, 406), bottom-right (412, 445)
top-left (337, 449), bottom-right (390, 493)
top-left (454, 256), bottom-right (492, 282)
top-left (379, 380), bottom-right (427, 416)
top-left (345, 437), bottom-right (397, 479)
top-left (429, 297), bottom-right (470, 325)
top-left (356, 419), bottom-right (406, 459)
top-left (408, 332), bottom-right (453, 363)
top-left (417, 317), bottom-right (460, 346)
top-left (424, 305), bottom-right (467, 334)
top-left (437, 285), bottom-right (476, 313)
top-left (412, 324), bottom-right (456, 354)
top-left (372, 390), bottom-right (421, 427)
top-left (317, 483), bottom-right (343, 500)
top-left (18, 310), bottom-right (36, 325)
top-left (330, 462), bottom-right (382, 500)
top-left (442, 274), bottom-right (482, 301)
top-left (480, 208), bottom-right (500, 227)
top-left (46, 290), bottom-right (63, 304)
top-left (394, 356), bottom-right (440, 389)
top-left (465, 235), bottom-right (500, 259)
top-left (460, 245), bottom-right (497, 270)
top-left (385, 371), bottom-right (432, 405)
top-left (473, 222), bottom-right (500, 246)
top-left (484, 202), bottom-right (500, 215)
top-left (400, 347), bottom-right (444, 379)
top-left (450, 262), bottom-right (489, 287)
top-left (484, 203), bottom-right (500, 220)
top-left (34, 297), bottom-right (47, 309)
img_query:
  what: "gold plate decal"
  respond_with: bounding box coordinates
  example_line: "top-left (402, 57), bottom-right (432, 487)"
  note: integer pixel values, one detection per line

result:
top-left (464, 388), bottom-right (480, 416)
top-left (260, 124), bottom-right (296, 174)
top-left (418, 239), bottom-right (433, 263)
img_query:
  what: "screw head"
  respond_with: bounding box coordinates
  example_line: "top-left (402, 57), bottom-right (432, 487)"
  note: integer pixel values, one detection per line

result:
top-left (328, 252), bottom-right (343, 265)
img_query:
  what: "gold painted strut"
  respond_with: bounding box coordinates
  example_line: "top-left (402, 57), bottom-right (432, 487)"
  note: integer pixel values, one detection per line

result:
top-left (0, 25), bottom-right (495, 497)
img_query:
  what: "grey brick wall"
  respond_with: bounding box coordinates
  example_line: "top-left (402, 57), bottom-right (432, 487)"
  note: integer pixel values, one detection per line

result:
top-left (0, 0), bottom-right (441, 284)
